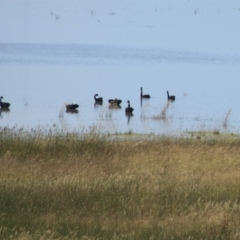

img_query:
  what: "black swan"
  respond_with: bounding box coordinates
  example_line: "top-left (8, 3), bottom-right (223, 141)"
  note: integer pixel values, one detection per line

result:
top-left (167, 91), bottom-right (175, 101)
top-left (125, 100), bottom-right (134, 113)
top-left (141, 87), bottom-right (150, 98)
top-left (94, 94), bottom-right (103, 103)
top-left (108, 98), bottom-right (122, 106)
top-left (0, 96), bottom-right (10, 109)
top-left (66, 103), bottom-right (79, 110)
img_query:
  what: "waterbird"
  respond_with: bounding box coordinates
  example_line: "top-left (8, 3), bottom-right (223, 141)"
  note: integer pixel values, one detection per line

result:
top-left (167, 91), bottom-right (175, 101)
top-left (0, 96), bottom-right (10, 109)
top-left (108, 99), bottom-right (122, 109)
top-left (140, 87), bottom-right (150, 98)
top-left (108, 98), bottom-right (122, 106)
top-left (66, 103), bottom-right (79, 110)
top-left (125, 100), bottom-right (134, 113)
top-left (94, 94), bottom-right (103, 103)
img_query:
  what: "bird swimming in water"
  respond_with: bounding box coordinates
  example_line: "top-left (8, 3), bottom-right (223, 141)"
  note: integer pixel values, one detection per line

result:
top-left (0, 96), bottom-right (10, 109)
top-left (140, 87), bottom-right (150, 98)
top-left (125, 100), bottom-right (134, 113)
top-left (167, 91), bottom-right (175, 101)
top-left (108, 98), bottom-right (122, 106)
top-left (66, 103), bottom-right (79, 110)
top-left (94, 94), bottom-right (103, 103)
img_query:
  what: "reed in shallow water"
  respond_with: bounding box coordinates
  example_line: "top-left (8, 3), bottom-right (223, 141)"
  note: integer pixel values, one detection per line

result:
top-left (1, 127), bottom-right (240, 239)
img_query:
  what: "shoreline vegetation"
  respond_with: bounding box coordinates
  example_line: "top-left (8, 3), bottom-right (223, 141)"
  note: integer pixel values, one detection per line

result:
top-left (1, 127), bottom-right (240, 239)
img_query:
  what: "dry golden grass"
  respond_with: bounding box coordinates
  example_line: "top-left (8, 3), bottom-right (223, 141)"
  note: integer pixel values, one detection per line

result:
top-left (1, 127), bottom-right (240, 239)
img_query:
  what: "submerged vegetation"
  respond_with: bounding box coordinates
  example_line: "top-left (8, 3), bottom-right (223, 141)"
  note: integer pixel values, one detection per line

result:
top-left (1, 126), bottom-right (240, 239)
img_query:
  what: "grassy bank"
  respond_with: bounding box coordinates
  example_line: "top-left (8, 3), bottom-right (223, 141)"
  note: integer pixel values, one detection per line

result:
top-left (1, 127), bottom-right (240, 239)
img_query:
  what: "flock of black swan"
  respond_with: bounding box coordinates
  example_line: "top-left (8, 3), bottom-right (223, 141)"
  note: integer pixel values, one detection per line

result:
top-left (0, 88), bottom-right (175, 115)
top-left (95, 87), bottom-right (175, 114)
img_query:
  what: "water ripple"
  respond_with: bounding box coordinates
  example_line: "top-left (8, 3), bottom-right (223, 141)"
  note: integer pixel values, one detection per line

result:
top-left (0, 42), bottom-right (240, 66)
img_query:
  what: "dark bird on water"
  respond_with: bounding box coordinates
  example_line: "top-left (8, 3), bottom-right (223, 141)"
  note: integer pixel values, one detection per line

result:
top-left (167, 91), bottom-right (175, 101)
top-left (94, 94), bottom-right (103, 103)
top-left (0, 96), bottom-right (10, 109)
top-left (66, 103), bottom-right (79, 110)
top-left (140, 87), bottom-right (150, 98)
top-left (108, 98), bottom-right (122, 106)
top-left (125, 100), bottom-right (134, 113)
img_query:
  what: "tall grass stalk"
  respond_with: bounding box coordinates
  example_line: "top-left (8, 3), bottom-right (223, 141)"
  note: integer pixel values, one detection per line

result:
top-left (1, 127), bottom-right (240, 239)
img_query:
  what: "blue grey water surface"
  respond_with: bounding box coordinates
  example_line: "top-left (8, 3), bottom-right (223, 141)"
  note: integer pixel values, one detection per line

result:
top-left (1, 42), bottom-right (240, 135)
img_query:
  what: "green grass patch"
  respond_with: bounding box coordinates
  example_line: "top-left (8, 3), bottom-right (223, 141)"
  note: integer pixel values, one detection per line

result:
top-left (1, 127), bottom-right (240, 239)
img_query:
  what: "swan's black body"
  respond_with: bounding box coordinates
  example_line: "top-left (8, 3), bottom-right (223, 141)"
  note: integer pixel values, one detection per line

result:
top-left (125, 100), bottom-right (134, 113)
top-left (94, 94), bottom-right (103, 103)
top-left (0, 96), bottom-right (10, 109)
top-left (167, 91), bottom-right (175, 101)
top-left (66, 104), bottom-right (79, 110)
top-left (140, 87), bottom-right (150, 98)
top-left (108, 99), bottom-right (122, 106)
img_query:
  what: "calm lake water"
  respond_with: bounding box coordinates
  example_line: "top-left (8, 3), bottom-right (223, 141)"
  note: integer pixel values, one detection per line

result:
top-left (1, 42), bottom-right (240, 135)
